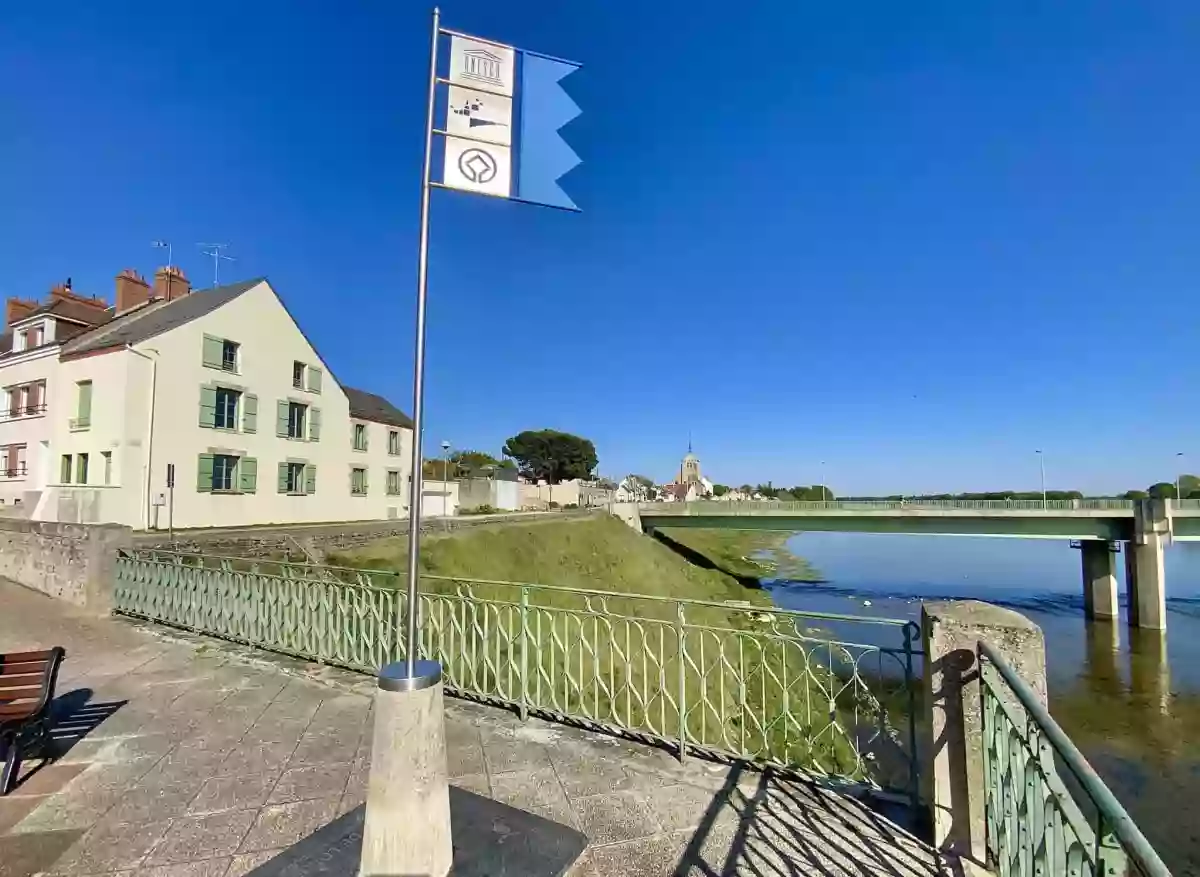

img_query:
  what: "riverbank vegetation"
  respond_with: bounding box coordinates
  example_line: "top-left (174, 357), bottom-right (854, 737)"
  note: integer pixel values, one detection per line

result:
top-left (326, 516), bottom-right (889, 784)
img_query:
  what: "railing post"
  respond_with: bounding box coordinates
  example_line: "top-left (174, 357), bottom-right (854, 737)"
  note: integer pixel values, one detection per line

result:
top-left (519, 586), bottom-right (529, 722)
top-left (1095, 817), bottom-right (1129, 877)
top-left (676, 601), bottom-right (687, 762)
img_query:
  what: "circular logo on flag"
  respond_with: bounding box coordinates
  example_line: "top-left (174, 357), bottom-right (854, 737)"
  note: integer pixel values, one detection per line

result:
top-left (458, 148), bottom-right (498, 184)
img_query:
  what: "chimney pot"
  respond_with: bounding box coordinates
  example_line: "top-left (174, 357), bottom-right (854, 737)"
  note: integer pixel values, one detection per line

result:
top-left (115, 269), bottom-right (152, 314)
top-left (153, 265), bottom-right (191, 302)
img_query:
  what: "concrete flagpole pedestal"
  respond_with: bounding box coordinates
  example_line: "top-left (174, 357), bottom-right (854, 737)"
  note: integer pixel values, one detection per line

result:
top-left (360, 660), bottom-right (453, 877)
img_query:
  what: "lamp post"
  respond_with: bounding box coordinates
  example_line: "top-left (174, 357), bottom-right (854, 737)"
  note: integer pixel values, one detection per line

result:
top-left (441, 440), bottom-right (451, 519)
top-left (1036, 450), bottom-right (1046, 508)
top-left (1176, 452), bottom-right (1184, 503)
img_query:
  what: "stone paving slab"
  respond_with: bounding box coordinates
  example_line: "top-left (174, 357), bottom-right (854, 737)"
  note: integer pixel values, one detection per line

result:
top-left (0, 579), bottom-right (957, 876)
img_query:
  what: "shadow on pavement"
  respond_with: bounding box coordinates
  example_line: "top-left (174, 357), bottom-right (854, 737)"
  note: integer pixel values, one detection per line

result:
top-left (674, 767), bottom-right (946, 877)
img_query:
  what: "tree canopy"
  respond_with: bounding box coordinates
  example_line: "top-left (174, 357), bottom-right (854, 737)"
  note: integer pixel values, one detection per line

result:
top-left (1147, 482), bottom-right (1177, 499)
top-left (502, 429), bottom-right (598, 484)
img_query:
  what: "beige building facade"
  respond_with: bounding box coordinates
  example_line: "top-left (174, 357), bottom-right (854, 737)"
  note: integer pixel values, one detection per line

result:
top-left (28, 271), bottom-right (413, 530)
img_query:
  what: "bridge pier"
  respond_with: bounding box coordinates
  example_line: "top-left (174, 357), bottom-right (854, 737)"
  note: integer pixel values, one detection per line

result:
top-left (1079, 540), bottom-right (1118, 621)
top-left (1125, 535), bottom-right (1167, 631)
top-left (1126, 499), bottom-right (1169, 631)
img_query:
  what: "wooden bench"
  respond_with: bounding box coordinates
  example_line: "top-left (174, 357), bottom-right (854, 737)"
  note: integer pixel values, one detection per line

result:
top-left (1, 647), bottom-right (65, 795)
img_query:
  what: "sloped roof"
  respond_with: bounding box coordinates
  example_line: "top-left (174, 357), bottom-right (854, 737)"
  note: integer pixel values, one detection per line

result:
top-left (345, 387), bottom-right (413, 428)
top-left (62, 279), bottom-right (263, 356)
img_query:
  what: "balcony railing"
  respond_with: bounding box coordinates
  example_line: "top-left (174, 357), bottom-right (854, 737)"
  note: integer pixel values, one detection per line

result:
top-left (0, 465), bottom-right (28, 479)
top-left (69, 416), bottom-right (91, 431)
top-left (0, 404), bottom-right (47, 421)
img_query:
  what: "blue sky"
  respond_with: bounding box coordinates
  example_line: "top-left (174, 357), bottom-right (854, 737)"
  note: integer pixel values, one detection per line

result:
top-left (2, 2), bottom-right (1198, 495)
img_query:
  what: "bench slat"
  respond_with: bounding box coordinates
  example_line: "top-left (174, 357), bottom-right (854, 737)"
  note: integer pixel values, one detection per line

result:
top-left (0, 660), bottom-right (50, 674)
top-left (0, 650), bottom-right (56, 664)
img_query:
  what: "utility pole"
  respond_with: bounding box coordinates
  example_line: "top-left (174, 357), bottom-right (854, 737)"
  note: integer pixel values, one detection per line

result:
top-left (1176, 452), bottom-right (1184, 502)
top-left (1036, 449), bottom-right (1046, 508)
top-left (197, 243), bottom-right (235, 287)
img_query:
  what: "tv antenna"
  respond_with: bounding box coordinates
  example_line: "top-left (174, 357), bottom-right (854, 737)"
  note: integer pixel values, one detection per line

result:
top-left (197, 243), bottom-right (235, 287)
top-left (151, 240), bottom-right (172, 268)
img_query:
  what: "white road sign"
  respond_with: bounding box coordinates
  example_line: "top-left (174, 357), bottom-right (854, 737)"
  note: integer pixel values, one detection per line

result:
top-left (446, 85), bottom-right (513, 146)
top-left (442, 136), bottom-right (511, 198)
top-left (448, 36), bottom-right (515, 97)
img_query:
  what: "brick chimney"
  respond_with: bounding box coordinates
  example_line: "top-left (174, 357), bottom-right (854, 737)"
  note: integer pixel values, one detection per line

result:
top-left (153, 266), bottom-right (191, 302)
top-left (115, 269), bottom-right (152, 314)
top-left (48, 281), bottom-right (109, 316)
top-left (5, 297), bottom-right (38, 328)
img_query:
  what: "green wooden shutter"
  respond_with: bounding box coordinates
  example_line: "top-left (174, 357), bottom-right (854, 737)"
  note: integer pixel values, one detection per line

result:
top-left (276, 400), bottom-right (289, 437)
top-left (361, 425), bottom-right (369, 451)
top-left (277, 462), bottom-right (289, 493)
top-left (362, 468), bottom-right (369, 493)
top-left (77, 382), bottom-right (92, 424)
top-left (199, 386), bottom-right (217, 428)
top-left (309, 407), bottom-right (321, 441)
top-left (197, 454), bottom-right (214, 491)
top-left (305, 464), bottom-right (317, 495)
top-left (308, 366), bottom-right (323, 393)
top-left (243, 393), bottom-right (258, 433)
top-left (202, 334), bottom-right (223, 368)
top-left (239, 457), bottom-right (257, 493)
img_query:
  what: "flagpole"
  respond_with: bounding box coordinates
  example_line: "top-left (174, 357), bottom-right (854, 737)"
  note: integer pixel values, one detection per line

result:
top-left (402, 5), bottom-right (441, 679)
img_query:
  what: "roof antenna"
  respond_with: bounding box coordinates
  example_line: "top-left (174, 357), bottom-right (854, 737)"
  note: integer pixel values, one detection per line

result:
top-left (197, 243), bottom-right (235, 287)
top-left (151, 240), bottom-right (172, 269)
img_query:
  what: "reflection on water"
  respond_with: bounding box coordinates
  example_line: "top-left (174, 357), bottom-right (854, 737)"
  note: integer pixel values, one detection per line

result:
top-left (768, 533), bottom-right (1200, 873)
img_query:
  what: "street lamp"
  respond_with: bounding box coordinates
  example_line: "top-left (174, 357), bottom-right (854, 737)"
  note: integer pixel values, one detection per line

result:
top-left (1176, 452), bottom-right (1184, 503)
top-left (441, 440), bottom-right (452, 517)
top-left (1035, 450), bottom-right (1046, 508)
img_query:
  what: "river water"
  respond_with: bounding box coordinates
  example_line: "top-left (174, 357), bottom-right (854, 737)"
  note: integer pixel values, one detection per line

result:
top-left (767, 532), bottom-right (1200, 873)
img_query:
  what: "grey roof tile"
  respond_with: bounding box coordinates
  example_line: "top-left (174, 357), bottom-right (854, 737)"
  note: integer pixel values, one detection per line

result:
top-left (62, 278), bottom-right (264, 356)
top-left (345, 387), bottom-right (413, 428)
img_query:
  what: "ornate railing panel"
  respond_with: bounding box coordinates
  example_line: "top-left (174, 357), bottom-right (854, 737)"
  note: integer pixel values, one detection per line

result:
top-left (979, 642), bottom-right (1170, 877)
top-left (113, 550), bottom-right (921, 798)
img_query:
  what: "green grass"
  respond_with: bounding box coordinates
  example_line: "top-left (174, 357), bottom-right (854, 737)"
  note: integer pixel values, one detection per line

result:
top-left (324, 517), bottom-right (887, 782)
top-left (652, 528), bottom-right (821, 582)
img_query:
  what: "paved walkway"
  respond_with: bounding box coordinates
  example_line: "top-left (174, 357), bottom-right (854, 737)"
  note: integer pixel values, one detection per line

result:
top-left (0, 580), bottom-right (954, 876)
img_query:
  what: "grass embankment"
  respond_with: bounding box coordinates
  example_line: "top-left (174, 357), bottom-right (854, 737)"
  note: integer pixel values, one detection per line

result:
top-left (651, 528), bottom-right (821, 583)
top-left (326, 516), bottom-right (872, 780)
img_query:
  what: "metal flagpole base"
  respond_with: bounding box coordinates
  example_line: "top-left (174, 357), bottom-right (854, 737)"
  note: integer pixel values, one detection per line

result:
top-left (360, 660), bottom-right (452, 877)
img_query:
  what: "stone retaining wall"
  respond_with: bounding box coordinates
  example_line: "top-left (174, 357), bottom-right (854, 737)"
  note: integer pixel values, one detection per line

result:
top-left (0, 518), bottom-right (131, 611)
top-left (133, 509), bottom-right (601, 559)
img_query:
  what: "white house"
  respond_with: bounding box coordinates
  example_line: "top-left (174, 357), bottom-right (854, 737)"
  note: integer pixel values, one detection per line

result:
top-left (29, 268), bottom-right (414, 530)
top-left (0, 282), bottom-right (113, 510)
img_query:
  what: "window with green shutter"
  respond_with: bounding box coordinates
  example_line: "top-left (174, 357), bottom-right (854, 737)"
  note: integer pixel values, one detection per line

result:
top-left (197, 453), bottom-right (214, 492)
top-left (60, 454), bottom-right (72, 484)
top-left (351, 467), bottom-right (367, 495)
top-left (202, 335), bottom-right (224, 368)
top-left (305, 464), bottom-right (317, 495)
top-left (353, 423), bottom-right (368, 451)
top-left (243, 394), bottom-right (258, 433)
top-left (309, 407), bottom-right (321, 441)
top-left (276, 400), bottom-right (289, 437)
top-left (279, 461), bottom-right (307, 494)
top-left (71, 381), bottom-right (92, 430)
top-left (238, 457), bottom-right (257, 493)
top-left (199, 386), bottom-right (217, 428)
top-left (308, 366), bottom-right (322, 393)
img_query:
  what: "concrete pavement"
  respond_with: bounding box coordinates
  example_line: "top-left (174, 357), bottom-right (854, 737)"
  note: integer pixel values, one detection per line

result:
top-left (0, 579), bottom-right (953, 876)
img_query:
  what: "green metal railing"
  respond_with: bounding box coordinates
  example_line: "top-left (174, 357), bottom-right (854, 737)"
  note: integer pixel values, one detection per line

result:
top-left (112, 549), bottom-right (921, 798)
top-left (979, 642), bottom-right (1170, 877)
top-left (640, 499), bottom-right (1135, 513)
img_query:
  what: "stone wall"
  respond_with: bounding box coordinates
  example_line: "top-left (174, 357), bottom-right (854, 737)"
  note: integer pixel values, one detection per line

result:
top-left (0, 518), bottom-right (131, 611)
top-left (134, 509), bottom-right (601, 560)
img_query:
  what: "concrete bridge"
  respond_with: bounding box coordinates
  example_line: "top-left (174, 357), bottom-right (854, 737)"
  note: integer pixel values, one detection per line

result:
top-left (617, 498), bottom-right (1200, 631)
